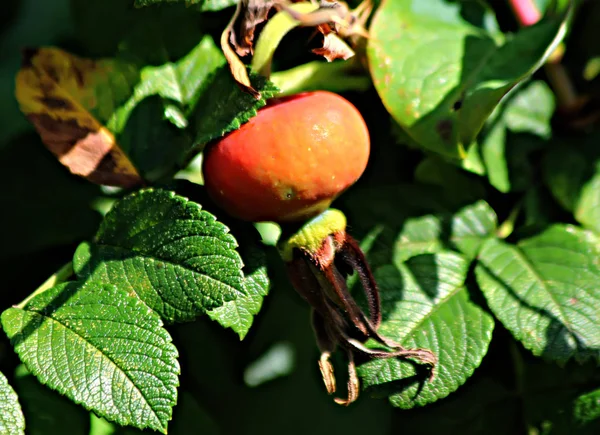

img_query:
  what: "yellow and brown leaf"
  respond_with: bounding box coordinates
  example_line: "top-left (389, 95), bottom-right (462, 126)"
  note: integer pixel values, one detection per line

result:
top-left (15, 47), bottom-right (143, 188)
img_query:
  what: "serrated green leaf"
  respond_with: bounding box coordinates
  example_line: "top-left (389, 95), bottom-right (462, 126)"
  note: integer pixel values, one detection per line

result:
top-left (475, 225), bottom-right (600, 364)
top-left (73, 189), bottom-right (248, 324)
top-left (544, 136), bottom-right (600, 234)
top-left (190, 66), bottom-right (280, 149)
top-left (480, 80), bottom-right (554, 193)
top-left (13, 364), bottom-right (89, 435)
top-left (134, 0), bottom-right (237, 12)
top-left (1, 281), bottom-right (180, 433)
top-left (358, 253), bottom-right (494, 408)
top-left (368, 0), bottom-right (567, 158)
top-left (207, 238), bottom-right (270, 339)
top-left (394, 200), bottom-right (498, 263)
top-left (0, 370), bottom-right (25, 435)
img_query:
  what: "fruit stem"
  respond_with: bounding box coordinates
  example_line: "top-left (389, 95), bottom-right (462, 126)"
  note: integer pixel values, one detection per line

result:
top-left (251, 2), bottom-right (319, 77)
top-left (270, 60), bottom-right (371, 96)
top-left (16, 262), bottom-right (74, 309)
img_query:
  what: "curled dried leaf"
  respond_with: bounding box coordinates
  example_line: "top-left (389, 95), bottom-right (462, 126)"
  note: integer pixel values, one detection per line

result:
top-left (313, 33), bottom-right (355, 62)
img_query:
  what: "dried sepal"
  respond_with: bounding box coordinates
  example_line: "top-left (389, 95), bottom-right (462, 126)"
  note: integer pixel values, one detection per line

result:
top-left (279, 209), bottom-right (437, 405)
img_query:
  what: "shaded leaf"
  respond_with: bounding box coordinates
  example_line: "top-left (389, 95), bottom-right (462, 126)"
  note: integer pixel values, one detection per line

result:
top-left (368, 0), bottom-right (568, 158)
top-left (207, 233), bottom-right (270, 339)
top-left (480, 80), bottom-right (554, 193)
top-left (543, 133), bottom-right (600, 234)
top-left (358, 253), bottom-right (495, 408)
top-left (1, 281), bottom-right (180, 433)
top-left (13, 364), bottom-right (89, 435)
top-left (73, 189), bottom-right (248, 324)
top-left (190, 65), bottom-right (279, 148)
top-left (394, 200), bottom-right (498, 262)
top-left (475, 225), bottom-right (600, 364)
top-left (15, 47), bottom-right (143, 187)
top-left (0, 370), bottom-right (24, 435)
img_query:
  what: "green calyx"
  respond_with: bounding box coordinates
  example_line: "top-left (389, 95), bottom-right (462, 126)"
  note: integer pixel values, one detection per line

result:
top-left (278, 209), bottom-right (347, 261)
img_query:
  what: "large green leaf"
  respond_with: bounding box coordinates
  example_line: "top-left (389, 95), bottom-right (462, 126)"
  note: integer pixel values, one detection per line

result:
top-left (12, 365), bottom-right (89, 435)
top-left (368, 0), bottom-right (568, 158)
top-left (475, 225), bottom-right (600, 364)
top-left (480, 80), bottom-right (554, 193)
top-left (134, 0), bottom-right (237, 12)
top-left (358, 253), bottom-right (495, 408)
top-left (73, 189), bottom-right (249, 324)
top-left (1, 281), bottom-right (180, 433)
top-left (0, 370), bottom-right (24, 435)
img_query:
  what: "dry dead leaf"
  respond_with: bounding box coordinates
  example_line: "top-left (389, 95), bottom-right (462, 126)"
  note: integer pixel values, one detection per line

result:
top-left (15, 48), bottom-right (142, 188)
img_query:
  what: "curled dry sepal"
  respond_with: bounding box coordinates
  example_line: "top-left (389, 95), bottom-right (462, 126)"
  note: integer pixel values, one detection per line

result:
top-left (221, 0), bottom-right (372, 96)
top-left (278, 209), bottom-right (437, 406)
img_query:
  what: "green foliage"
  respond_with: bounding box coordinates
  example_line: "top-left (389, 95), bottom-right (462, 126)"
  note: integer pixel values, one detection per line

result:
top-left (0, 371), bottom-right (24, 435)
top-left (1, 0), bottom-right (599, 433)
top-left (368, 0), bottom-right (567, 158)
top-left (1, 281), bottom-right (179, 433)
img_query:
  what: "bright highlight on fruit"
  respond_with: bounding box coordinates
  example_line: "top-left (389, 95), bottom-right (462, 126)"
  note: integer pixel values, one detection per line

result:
top-left (202, 91), bottom-right (370, 223)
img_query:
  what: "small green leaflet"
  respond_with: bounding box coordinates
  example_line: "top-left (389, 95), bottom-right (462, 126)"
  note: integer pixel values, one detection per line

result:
top-left (190, 66), bottom-right (280, 150)
top-left (73, 189), bottom-right (248, 324)
top-left (480, 80), bottom-right (555, 193)
top-left (0, 370), bottom-right (25, 435)
top-left (358, 253), bottom-right (495, 408)
top-left (1, 281), bottom-right (179, 433)
top-left (476, 225), bottom-right (600, 364)
top-left (393, 200), bottom-right (497, 263)
top-left (207, 239), bottom-right (270, 339)
top-left (13, 364), bottom-right (89, 435)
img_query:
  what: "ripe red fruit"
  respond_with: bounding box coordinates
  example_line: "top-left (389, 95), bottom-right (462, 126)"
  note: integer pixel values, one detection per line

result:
top-left (202, 91), bottom-right (370, 222)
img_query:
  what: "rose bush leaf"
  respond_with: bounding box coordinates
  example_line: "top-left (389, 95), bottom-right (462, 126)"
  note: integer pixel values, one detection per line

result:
top-left (73, 188), bottom-right (251, 326)
top-left (368, 0), bottom-right (568, 159)
top-left (543, 133), bottom-right (600, 234)
top-left (475, 225), bottom-right (600, 364)
top-left (358, 253), bottom-right (495, 408)
top-left (0, 370), bottom-right (24, 435)
top-left (480, 80), bottom-right (554, 193)
top-left (207, 234), bottom-right (270, 339)
top-left (394, 200), bottom-right (498, 263)
top-left (0, 281), bottom-right (180, 433)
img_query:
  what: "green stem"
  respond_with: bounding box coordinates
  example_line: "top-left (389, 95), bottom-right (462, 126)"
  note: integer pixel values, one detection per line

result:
top-left (16, 262), bottom-right (74, 309)
top-left (251, 2), bottom-right (318, 77)
top-left (497, 200), bottom-right (523, 239)
top-left (270, 60), bottom-right (371, 96)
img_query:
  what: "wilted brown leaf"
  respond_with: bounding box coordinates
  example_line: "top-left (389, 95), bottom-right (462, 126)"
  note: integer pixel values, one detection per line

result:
top-left (313, 32), bottom-right (355, 62)
top-left (15, 48), bottom-right (142, 188)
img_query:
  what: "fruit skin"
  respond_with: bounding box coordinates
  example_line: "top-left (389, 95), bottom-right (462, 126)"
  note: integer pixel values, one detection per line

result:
top-left (202, 91), bottom-right (370, 222)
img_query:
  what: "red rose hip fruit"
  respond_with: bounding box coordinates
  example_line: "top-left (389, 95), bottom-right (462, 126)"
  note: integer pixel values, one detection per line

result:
top-left (202, 91), bottom-right (370, 222)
